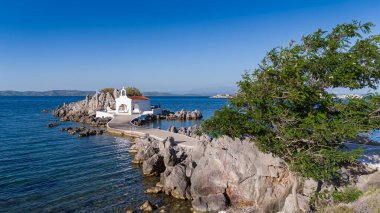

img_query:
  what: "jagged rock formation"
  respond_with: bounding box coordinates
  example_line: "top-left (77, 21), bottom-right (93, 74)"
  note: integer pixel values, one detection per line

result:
top-left (167, 125), bottom-right (200, 138)
top-left (165, 109), bottom-right (202, 120)
top-left (53, 91), bottom-right (117, 127)
top-left (60, 126), bottom-right (104, 137)
top-left (129, 136), bottom-right (307, 212)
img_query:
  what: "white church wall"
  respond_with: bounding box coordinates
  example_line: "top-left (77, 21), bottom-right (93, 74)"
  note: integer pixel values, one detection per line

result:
top-left (132, 100), bottom-right (151, 113)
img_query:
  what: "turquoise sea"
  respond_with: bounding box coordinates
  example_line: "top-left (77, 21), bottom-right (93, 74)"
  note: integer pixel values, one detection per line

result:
top-left (1, 96), bottom-right (379, 212)
top-left (0, 96), bottom-right (227, 212)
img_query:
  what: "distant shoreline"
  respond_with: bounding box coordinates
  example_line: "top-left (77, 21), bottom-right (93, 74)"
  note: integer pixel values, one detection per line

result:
top-left (0, 90), bottom-right (213, 97)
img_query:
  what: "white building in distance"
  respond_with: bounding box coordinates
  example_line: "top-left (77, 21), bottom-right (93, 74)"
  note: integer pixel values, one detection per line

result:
top-left (96, 87), bottom-right (162, 118)
top-left (115, 87), bottom-right (151, 115)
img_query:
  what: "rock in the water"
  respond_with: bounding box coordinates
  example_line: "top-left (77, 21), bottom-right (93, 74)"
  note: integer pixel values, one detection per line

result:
top-left (78, 129), bottom-right (97, 138)
top-left (139, 200), bottom-right (157, 211)
top-left (165, 109), bottom-right (203, 120)
top-left (145, 186), bottom-right (163, 194)
top-left (47, 123), bottom-right (58, 127)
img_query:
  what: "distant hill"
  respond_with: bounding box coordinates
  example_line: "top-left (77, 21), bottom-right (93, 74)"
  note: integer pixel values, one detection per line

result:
top-left (0, 90), bottom-right (216, 97)
top-left (142, 91), bottom-right (178, 96)
top-left (143, 91), bottom-right (205, 96)
top-left (0, 90), bottom-right (95, 96)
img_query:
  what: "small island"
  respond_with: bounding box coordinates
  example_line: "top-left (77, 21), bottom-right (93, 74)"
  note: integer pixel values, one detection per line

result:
top-left (209, 93), bottom-right (233, 99)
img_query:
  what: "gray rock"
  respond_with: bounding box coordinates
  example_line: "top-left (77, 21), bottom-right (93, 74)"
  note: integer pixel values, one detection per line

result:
top-left (159, 137), bottom-right (180, 167)
top-left (186, 125), bottom-right (199, 138)
top-left (167, 125), bottom-right (178, 133)
top-left (302, 179), bottom-right (318, 197)
top-left (178, 127), bottom-right (187, 135)
top-left (190, 136), bottom-right (292, 212)
top-left (165, 109), bottom-right (203, 120)
top-left (52, 91), bottom-right (115, 126)
top-left (139, 200), bottom-right (157, 211)
top-left (192, 193), bottom-right (228, 212)
top-left (142, 154), bottom-right (165, 176)
top-left (145, 186), bottom-right (162, 194)
top-left (162, 163), bottom-right (191, 200)
top-left (279, 193), bottom-right (310, 213)
top-left (132, 145), bottom-right (159, 164)
top-left (47, 123), bottom-right (58, 127)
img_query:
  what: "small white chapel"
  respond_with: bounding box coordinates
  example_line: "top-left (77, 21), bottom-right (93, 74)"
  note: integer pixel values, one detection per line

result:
top-left (115, 87), bottom-right (151, 115)
top-left (96, 87), bottom-right (162, 118)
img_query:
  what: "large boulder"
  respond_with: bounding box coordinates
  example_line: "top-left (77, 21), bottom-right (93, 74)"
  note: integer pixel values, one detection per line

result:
top-left (190, 136), bottom-right (293, 212)
top-left (161, 163), bottom-right (192, 200)
top-left (132, 143), bottom-right (159, 164)
top-left (159, 137), bottom-right (181, 167)
top-left (142, 154), bottom-right (165, 176)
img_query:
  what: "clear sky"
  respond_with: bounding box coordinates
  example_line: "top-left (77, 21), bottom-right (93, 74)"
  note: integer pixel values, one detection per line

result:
top-left (1, 0), bottom-right (379, 93)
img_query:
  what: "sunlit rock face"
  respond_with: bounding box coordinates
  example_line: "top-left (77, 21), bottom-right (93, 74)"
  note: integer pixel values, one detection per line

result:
top-left (190, 137), bottom-right (294, 212)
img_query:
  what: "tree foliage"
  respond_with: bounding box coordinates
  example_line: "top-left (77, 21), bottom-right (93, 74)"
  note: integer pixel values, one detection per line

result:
top-left (101, 87), bottom-right (142, 97)
top-left (125, 87), bottom-right (142, 96)
top-left (202, 21), bottom-right (380, 181)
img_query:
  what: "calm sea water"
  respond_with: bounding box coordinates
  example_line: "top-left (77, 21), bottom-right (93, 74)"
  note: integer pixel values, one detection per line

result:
top-left (0, 96), bottom-right (227, 212)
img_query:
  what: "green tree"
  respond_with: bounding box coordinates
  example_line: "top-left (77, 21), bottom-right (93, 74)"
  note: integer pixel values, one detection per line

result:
top-left (202, 21), bottom-right (380, 181)
top-left (125, 87), bottom-right (142, 96)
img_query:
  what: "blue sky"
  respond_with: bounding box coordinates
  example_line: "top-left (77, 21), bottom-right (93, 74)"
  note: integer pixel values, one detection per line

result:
top-left (0, 0), bottom-right (379, 94)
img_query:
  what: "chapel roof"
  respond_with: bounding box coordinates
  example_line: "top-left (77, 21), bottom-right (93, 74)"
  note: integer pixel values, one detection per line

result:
top-left (128, 96), bottom-right (150, 100)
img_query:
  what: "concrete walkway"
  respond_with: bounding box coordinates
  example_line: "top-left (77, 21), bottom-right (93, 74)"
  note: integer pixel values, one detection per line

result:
top-left (107, 114), bottom-right (198, 149)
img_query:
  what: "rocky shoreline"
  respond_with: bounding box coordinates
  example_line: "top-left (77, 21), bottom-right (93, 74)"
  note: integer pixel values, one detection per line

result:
top-left (131, 110), bottom-right (203, 126)
top-left (125, 135), bottom-right (380, 212)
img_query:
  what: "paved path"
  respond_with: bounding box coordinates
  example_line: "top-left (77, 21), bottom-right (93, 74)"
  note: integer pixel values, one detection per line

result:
top-left (107, 114), bottom-right (198, 149)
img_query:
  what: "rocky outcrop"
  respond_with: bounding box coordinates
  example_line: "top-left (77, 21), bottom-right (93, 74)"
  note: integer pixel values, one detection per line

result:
top-left (165, 109), bottom-right (202, 120)
top-left (167, 125), bottom-right (200, 138)
top-left (190, 137), bottom-right (296, 212)
top-left (52, 91), bottom-right (117, 127)
top-left (47, 123), bottom-right (58, 127)
top-left (60, 126), bottom-right (104, 137)
top-left (129, 136), bottom-right (305, 212)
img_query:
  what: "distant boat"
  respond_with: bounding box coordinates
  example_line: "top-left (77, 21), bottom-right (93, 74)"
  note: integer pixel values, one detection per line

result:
top-left (209, 94), bottom-right (233, 99)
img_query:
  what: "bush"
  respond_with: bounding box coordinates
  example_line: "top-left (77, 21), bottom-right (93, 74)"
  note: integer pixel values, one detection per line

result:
top-left (332, 187), bottom-right (363, 203)
top-left (125, 87), bottom-right (142, 96)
